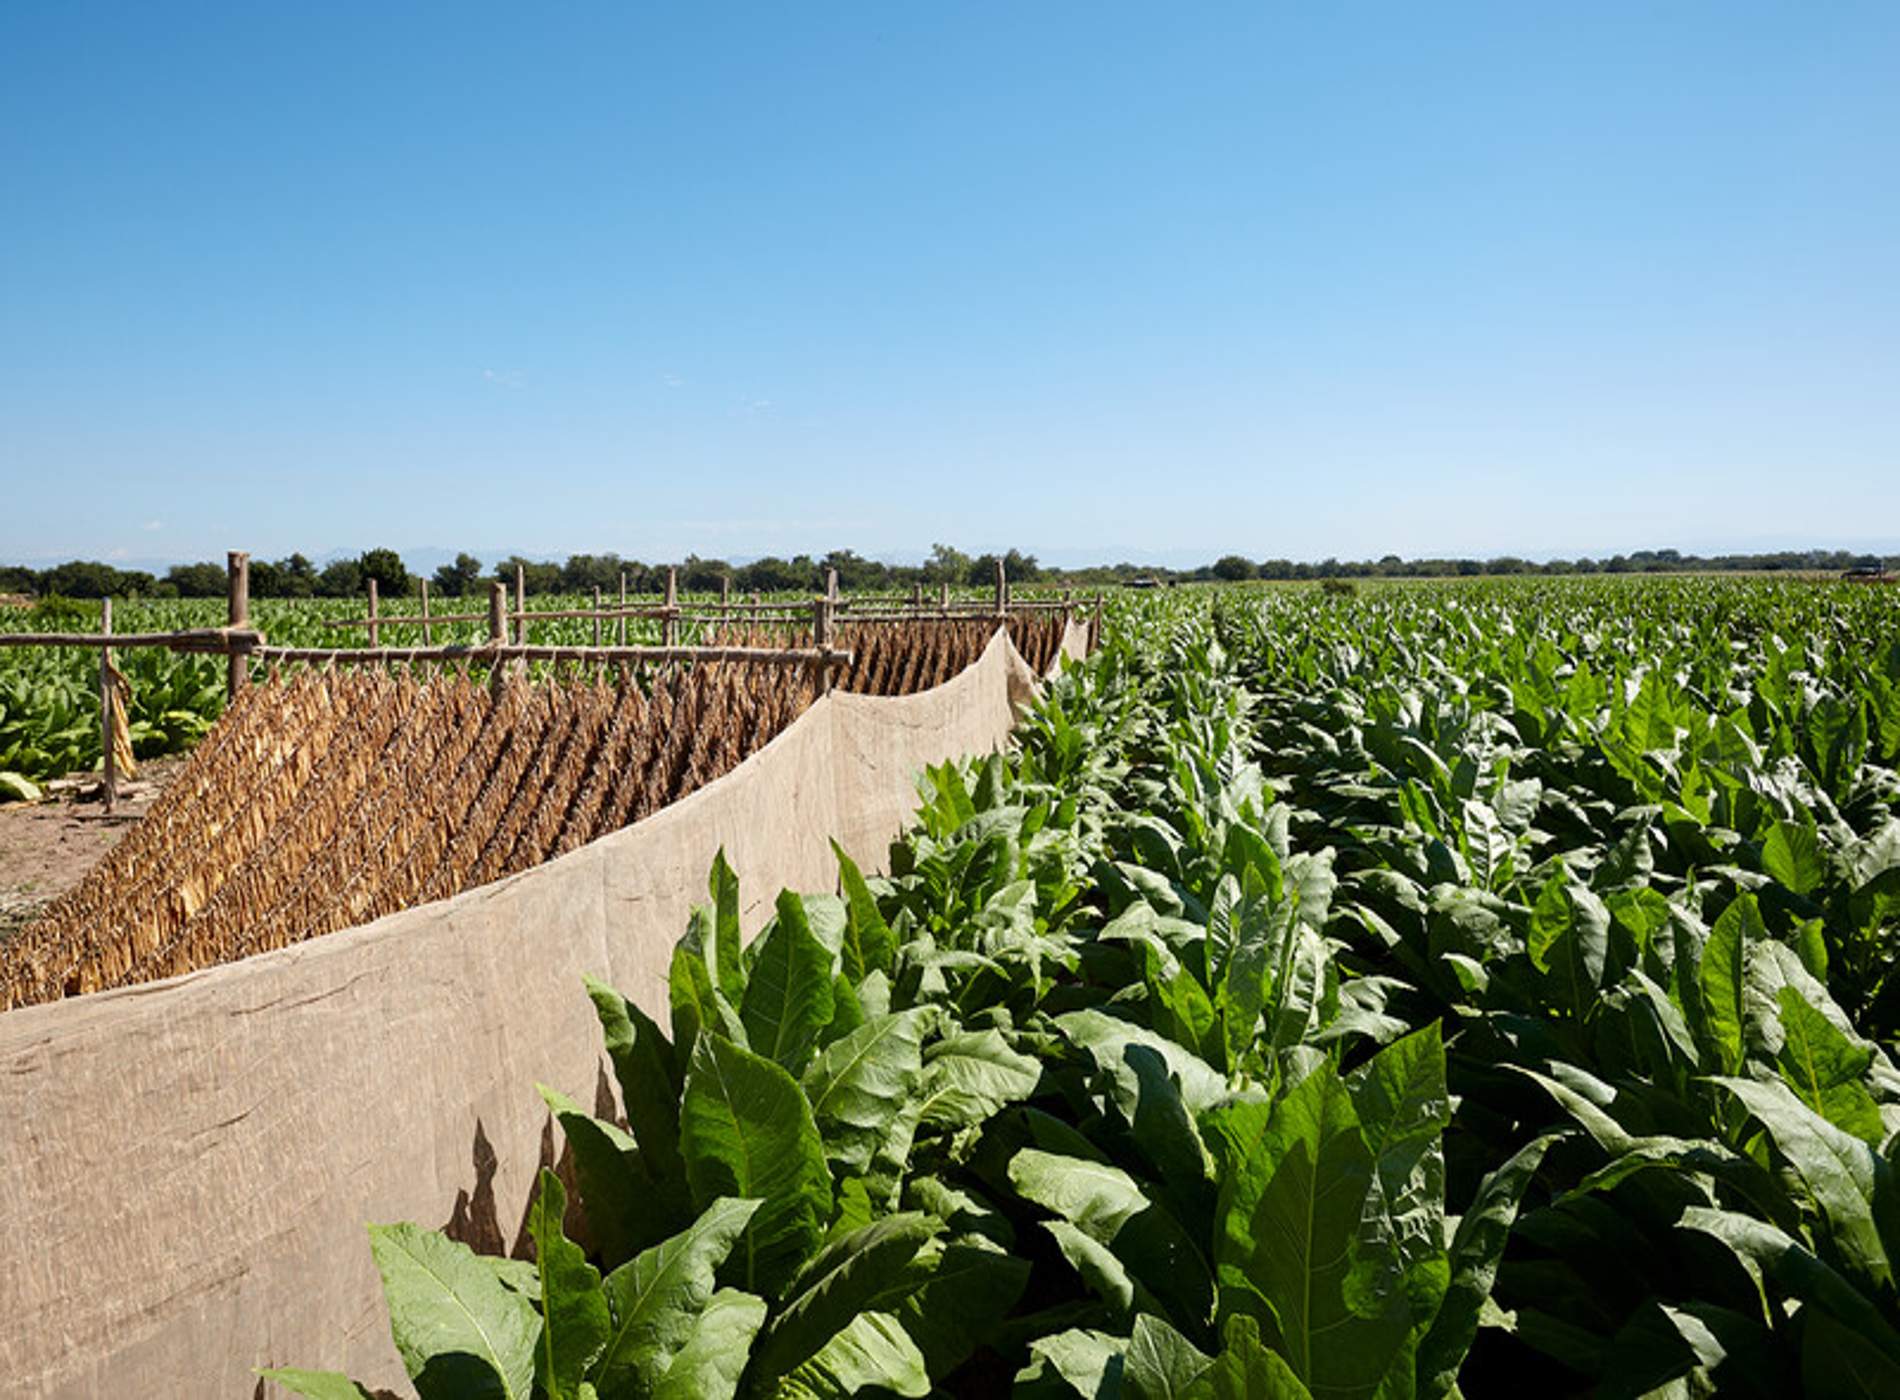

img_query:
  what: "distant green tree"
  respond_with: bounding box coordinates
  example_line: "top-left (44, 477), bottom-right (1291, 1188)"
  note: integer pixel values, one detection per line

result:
top-left (317, 558), bottom-right (364, 597)
top-left (1212, 554), bottom-right (1256, 581)
top-left (737, 556), bottom-right (800, 592)
top-left (680, 555), bottom-right (731, 592)
top-left (560, 554), bottom-right (624, 593)
top-left (965, 551), bottom-right (1039, 587)
top-left (822, 549), bottom-right (887, 591)
top-left (38, 561), bottom-right (131, 598)
top-left (494, 555), bottom-right (562, 595)
top-left (358, 548), bottom-right (411, 596)
top-left (430, 553), bottom-right (484, 597)
top-left (924, 543), bottom-right (971, 585)
top-left (1004, 549), bottom-right (1041, 582)
top-left (271, 553), bottom-right (317, 598)
top-left (165, 562), bottom-right (227, 597)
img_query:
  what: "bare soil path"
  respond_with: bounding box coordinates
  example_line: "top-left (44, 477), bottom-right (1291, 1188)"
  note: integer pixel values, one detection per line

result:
top-left (0, 759), bottom-right (185, 943)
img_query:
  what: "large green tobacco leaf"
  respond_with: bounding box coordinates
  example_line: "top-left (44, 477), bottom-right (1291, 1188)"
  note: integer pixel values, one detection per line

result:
top-left (1120, 1313), bottom-right (1314, 1399)
top-left (537, 1086), bottom-right (655, 1269)
top-left (1015, 1328), bottom-right (1125, 1396)
top-left (1346, 1023), bottom-right (1452, 1323)
top-left (1208, 1059), bottom-right (1414, 1400)
top-left (832, 840), bottom-right (898, 980)
top-left (741, 890), bottom-right (837, 1076)
top-left (679, 1034), bottom-right (833, 1295)
top-left (801, 1008), bottom-right (928, 1174)
top-left (1010, 1148), bottom-right (1214, 1334)
top-left (649, 1289), bottom-right (766, 1400)
top-left (527, 1170), bottom-right (610, 1399)
top-left (368, 1223), bottom-right (539, 1400)
top-left (1680, 1207), bottom-right (1900, 1376)
top-left (1701, 894), bottom-right (1764, 1074)
top-left (1710, 1076), bottom-right (1893, 1292)
top-left (593, 1196), bottom-right (761, 1393)
top-left (916, 1027), bottom-right (1042, 1128)
top-left (1527, 874), bottom-right (1608, 1020)
top-left (709, 849), bottom-right (749, 1007)
top-left (256, 1370), bottom-right (374, 1400)
top-left (1763, 819), bottom-right (1827, 897)
top-left (1123, 1313), bottom-right (1217, 1398)
top-left (751, 1214), bottom-right (939, 1380)
top-left (1417, 1135), bottom-right (1553, 1399)
top-left (773, 1310), bottom-right (931, 1398)
top-left (1773, 987), bottom-right (1884, 1143)
top-left (1056, 1008), bottom-right (1227, 1114)
top-left (585, 977), bottom-right (690, 1228)
top-left (891, 1236), bottom-right (1032, 1375)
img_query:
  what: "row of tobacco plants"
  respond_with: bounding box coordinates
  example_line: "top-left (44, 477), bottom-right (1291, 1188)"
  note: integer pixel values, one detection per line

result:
top-left (269, 578), bottom-right (1900, 1397)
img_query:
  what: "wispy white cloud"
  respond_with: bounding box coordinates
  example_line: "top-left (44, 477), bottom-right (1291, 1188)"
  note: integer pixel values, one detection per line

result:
top-left (662, 373), bottom-right (685, 388)
top-left (483, 368), bottom-right (527, 390)
top-left (140, 519), bottom-right (164, 532)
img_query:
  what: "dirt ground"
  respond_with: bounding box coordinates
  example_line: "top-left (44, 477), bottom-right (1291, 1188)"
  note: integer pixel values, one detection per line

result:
top-left (0, 758), bottom-right (185, 942)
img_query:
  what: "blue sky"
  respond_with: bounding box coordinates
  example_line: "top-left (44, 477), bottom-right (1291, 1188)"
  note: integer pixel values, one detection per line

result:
top-left (2, 2), bottom-right (1895, 567)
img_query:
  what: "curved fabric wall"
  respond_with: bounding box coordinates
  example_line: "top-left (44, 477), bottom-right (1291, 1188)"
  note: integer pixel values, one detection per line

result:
top-left (0, 621), bottom-right (1088, 1398)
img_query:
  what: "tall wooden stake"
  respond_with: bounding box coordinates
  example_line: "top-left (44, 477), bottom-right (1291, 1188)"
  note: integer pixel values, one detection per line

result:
top-left (515, 563), bottom-right (527, 644)
top-left (420, 578), bottom-right (432, 645)
top-left (721, 574), bottom-right (731, 608)
top-left (994, 558), bottom-right (1006, 617)
top-left (367, 577), bottom-right (380, 649)
top-left (940, 581), bottom-right (950, 617)
top-left (812, 594), bottom-right (836, 696)
top-left (617, 571), bottom-right (627, 647)
top-left (593, 586), bottom-right (603, 647)
top-left (226, 551), bottom-right (250, 701)
top-left (488, 582), bottom-right (508, 696)
top-left (664, 567), bottom-right (679, 648)
top-left (99, 597), bottom-right (115, 815)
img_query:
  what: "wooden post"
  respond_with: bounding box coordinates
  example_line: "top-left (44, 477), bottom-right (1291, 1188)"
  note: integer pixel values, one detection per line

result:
top-left (99, 598), bottom-right (115, 815)
top-left (911, 581), bottom-right (922, 611)
top-left (617, 571), bottom-right (627, 647)
top-left (420, 579), bottom-right (432, 645)
top-left (994, 558), bottom-right (1006, 617)
top-left (720, 575), bottom-right (731, 608)
top-left (488, 582), bottom-right (508, 695)
top-left (664, 567), bottom-right (679, 648)
top-left (812, 594), bottom-right (835, 695)
top-left (367, 577), bottom-right (380, 648)
top-left (226, 551), bottom-right (250, 701)
top-left (827, 568), bottom-right (839, 604)
top-left (515, 563), bottom-right (527, 644)
top-left (593, 586), bottom-right (603, 647)
top-left (940, 581), bottom-right (950, 617)
top-left (1093, 593), bottom-right (1104, 648)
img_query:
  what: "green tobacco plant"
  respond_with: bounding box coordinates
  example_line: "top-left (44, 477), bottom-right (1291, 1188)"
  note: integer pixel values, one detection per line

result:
top-left (268, 580), bottom-right (1900, 1398)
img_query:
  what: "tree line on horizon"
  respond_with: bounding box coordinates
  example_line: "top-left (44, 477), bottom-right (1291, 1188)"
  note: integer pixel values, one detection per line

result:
top-left (0, 544), bottom-right (1046, 601)
top-left (0, 543), bottom-right (1890, 601)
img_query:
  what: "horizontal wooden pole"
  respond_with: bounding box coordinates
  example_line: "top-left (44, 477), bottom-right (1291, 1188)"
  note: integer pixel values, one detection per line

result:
top-left (251, 642), bottom-right (855, 667)
top-left (325, 598), bottom-right (1090, 629)
top-left (0, 627), bottom-right (267, 652)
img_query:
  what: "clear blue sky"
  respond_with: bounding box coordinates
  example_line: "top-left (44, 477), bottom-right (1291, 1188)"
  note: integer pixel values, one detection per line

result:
top-left (3, 2), bottom-right (1895, 568)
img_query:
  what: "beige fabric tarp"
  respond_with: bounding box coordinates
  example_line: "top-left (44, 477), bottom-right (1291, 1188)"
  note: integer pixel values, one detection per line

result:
top-left (0, 621), bottom-right (1088, 1398)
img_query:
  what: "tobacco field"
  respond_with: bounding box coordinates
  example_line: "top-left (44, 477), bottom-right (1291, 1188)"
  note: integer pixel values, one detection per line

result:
top-left (244, 577), bottom-right (1900, 1397)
